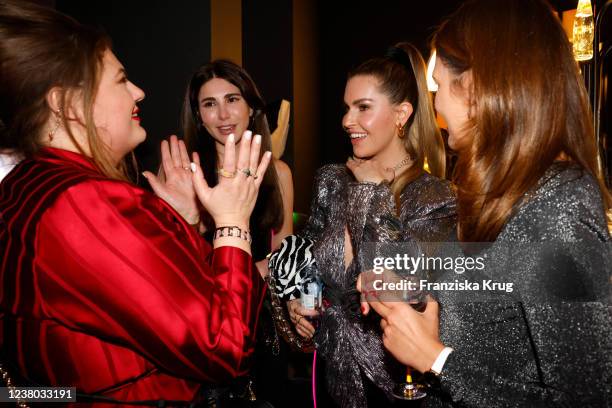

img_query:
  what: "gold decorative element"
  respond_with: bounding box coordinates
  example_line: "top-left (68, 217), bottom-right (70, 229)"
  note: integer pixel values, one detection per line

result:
top-left (216, 168), bottom-right (236, 178)
top-left (271, 99), bottom-right (291, 159)
top-left (572, 0), bottom-right (594, 61)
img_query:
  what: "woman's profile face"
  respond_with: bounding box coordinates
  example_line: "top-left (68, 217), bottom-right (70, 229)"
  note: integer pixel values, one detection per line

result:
top-left (432, 58), bottom-right (470, 151)
top-left (342, 74), bottom-right (407, 159)
top-left (92, 50), bottom-right (146, 163)
top-left (198, 77), bottom-right (253, 146)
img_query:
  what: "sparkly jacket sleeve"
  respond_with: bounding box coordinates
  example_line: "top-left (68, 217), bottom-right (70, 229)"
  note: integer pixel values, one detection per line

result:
top-left (437, 173), bottom-right (612, 407)
top-left (34, 178), bottom-right (265, 383)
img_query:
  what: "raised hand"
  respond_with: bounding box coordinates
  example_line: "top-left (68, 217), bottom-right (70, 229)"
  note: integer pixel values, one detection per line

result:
top-left (191, 130), bottom-right (271, 232)
top-left (143, 135), bottom-right (200, 225)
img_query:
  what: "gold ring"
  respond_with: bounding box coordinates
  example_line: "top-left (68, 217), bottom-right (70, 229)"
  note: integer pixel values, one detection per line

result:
top-left (217, 168), bottom-right (236, 178)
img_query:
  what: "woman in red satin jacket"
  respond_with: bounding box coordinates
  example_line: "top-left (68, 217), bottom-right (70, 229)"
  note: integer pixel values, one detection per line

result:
top-left (0, 1), bottom-right (271, 406)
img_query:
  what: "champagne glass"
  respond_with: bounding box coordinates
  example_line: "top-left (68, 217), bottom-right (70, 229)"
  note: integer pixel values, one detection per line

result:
top-left (392, 285), bottom-right (427, 401)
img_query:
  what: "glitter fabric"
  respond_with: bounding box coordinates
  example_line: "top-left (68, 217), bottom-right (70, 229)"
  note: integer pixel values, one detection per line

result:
top-left (429, 164), bottom-right (612, 407)
top-left (301, 164), bottom-right (456, 408)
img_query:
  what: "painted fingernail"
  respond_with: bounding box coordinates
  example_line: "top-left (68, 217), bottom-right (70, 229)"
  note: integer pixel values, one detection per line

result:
top-left (190, 162), bottom-right (197, 173)
top-left (361, 305), bottom-right (366, 314)
top-left (228, 133), bottom-right (235, 143)
top-left (244, 130), bottom-right (252, 140)
top-left (255, 134), bottom-right (261, 144)
top-left (265, 151), bottom-right (272, 158)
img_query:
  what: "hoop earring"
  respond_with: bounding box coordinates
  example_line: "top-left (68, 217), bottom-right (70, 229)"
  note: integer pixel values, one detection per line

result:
top-left (396, 122), bottom-right (405, 139)
top-left (48, 108), bottom-right (62, 141)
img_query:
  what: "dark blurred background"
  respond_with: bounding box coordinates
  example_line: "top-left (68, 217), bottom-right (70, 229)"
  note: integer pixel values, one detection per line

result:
top-left (29, 0), bottom-right (612, 214)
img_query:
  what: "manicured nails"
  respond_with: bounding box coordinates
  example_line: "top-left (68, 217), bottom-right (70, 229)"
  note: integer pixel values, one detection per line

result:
top-left (228, 133), bottom-right (235, 143)
top-left (244, 130), bottom-right (252, 140)
top-left (254, 134), bottom-right (262, 144)
top-left (190, 162), bottom-right (197, 173)
top-left (265, 151), bottom-right (272, 158)
top-left (361, 305), bottom-right (366, 315)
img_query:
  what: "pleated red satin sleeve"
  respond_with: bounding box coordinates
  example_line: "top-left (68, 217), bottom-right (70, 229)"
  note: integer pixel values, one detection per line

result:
top-left (34, 177), bottom-right (265, 383)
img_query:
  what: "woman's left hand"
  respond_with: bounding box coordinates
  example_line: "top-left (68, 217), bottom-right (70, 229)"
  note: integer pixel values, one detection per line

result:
top-left (346, 157), bottom-right (394, 184)
top-left (143, 135), bottom-right (200, 225)
top-left (357, 273), bottom-right (446, 373)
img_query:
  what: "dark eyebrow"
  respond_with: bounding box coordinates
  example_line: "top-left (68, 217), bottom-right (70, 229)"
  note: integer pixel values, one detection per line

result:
top-left (200, 93), bottom-right (242, 104)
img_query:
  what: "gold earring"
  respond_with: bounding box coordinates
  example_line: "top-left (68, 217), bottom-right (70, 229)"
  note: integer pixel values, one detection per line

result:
top-left (48, 108), bottom-right (62, 141)
top-left (396, 122), bottom-right (405, 139)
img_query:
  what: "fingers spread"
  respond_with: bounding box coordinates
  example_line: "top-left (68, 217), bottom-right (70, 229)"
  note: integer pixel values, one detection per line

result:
top-left (254, 151), bottom-right (272, 187)
top-left (179, 139), bottom-right (191, 167)
top-left (236, 130), bottom-right (252, 176)
top-left (169, 135), bottom-right (182, 168)
top-left (161, 140), bottom-right (174, 173)
top-left (191, 161), bottom-right (210, 202)
top-left (221, 134), bottom-right (237, 175)
top-left (249, 134), bottom-right (262, 175)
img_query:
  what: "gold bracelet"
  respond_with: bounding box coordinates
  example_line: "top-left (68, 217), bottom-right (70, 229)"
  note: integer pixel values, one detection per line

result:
top-left (213, 225), bottom-right (252, 244)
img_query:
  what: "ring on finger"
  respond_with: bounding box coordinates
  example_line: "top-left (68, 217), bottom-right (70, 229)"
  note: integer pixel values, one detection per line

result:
top-left (240, 168), bottom-right (255, 177)
top-left (217, 168), bottom-right (236, 178)
top-left (296, 316), bottom-right (303, 325)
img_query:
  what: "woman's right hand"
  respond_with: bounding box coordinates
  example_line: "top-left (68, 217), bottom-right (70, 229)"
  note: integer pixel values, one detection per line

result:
top-left (192, 130), bottom-right (271, 233)
top-left (287, 298), bottom-right (319, 339)
top-left (143, 135), bottom-right (200, 225)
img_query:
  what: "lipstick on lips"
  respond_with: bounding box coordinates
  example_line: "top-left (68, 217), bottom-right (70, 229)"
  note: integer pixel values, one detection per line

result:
top-left (131, 106), bottom-right (141, 122)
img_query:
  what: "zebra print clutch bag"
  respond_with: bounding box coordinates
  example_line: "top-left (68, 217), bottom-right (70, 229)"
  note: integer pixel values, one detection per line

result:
top-left (268, 235), bottom-right (316, 301)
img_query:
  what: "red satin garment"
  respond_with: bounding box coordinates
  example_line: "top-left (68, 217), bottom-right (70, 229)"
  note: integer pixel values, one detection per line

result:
top-left (0, 148), bottom-right (265, 407)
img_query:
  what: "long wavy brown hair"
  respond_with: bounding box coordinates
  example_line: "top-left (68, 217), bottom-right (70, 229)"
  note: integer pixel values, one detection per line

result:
top-left (348, 43), bottom-right (446, 209)
top-left (434, 0), bottom-right (611, 242)
top-left (181, 60), bottom-right (284, 237)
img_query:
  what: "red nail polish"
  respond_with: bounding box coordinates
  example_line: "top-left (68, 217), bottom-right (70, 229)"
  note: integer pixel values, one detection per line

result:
top-left (361, 305), bottom-right (366, 314)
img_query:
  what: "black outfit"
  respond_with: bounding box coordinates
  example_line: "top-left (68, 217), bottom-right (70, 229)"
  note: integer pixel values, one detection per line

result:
top-left (429, 164), bottom-right (612, 407)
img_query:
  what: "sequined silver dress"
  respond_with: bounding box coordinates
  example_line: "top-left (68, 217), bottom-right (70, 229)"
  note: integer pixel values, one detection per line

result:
top-left (300, 164), bottom-right (457, 408)
top-left (429, 164), bottom-right (612, 407)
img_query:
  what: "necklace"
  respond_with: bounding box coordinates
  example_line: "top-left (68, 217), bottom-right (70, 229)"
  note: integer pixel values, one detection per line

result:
top-left (386, 156), bottom-right (412, 173)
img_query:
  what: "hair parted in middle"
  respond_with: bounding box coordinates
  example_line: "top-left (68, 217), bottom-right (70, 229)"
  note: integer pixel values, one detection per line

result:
top-left (181, 59), bottom-right (284, 236)
top-left (348, 42), bottom-right (446, 209)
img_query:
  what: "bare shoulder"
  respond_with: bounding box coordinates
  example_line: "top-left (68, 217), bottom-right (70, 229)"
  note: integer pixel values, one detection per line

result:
top-left (274, 159), bottom-right (293, 182)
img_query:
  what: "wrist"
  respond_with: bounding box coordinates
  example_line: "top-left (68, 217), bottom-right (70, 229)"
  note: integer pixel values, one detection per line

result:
top-left (429, 345), bottom-right (453, 375)
top-left (214, 219), bottom-right (249, 231)
top-left (422, 342), bottom-right (446, 374)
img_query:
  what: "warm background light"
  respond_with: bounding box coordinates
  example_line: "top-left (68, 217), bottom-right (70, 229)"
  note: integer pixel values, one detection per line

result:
top-left (427, 50), bottom-right (438, 92)
top-left (572, 0), bottom-right (594, 61)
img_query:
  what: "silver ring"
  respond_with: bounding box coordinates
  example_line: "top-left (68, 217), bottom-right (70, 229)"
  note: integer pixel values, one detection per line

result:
top-left (240, 168), bottom-right (254, 177)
